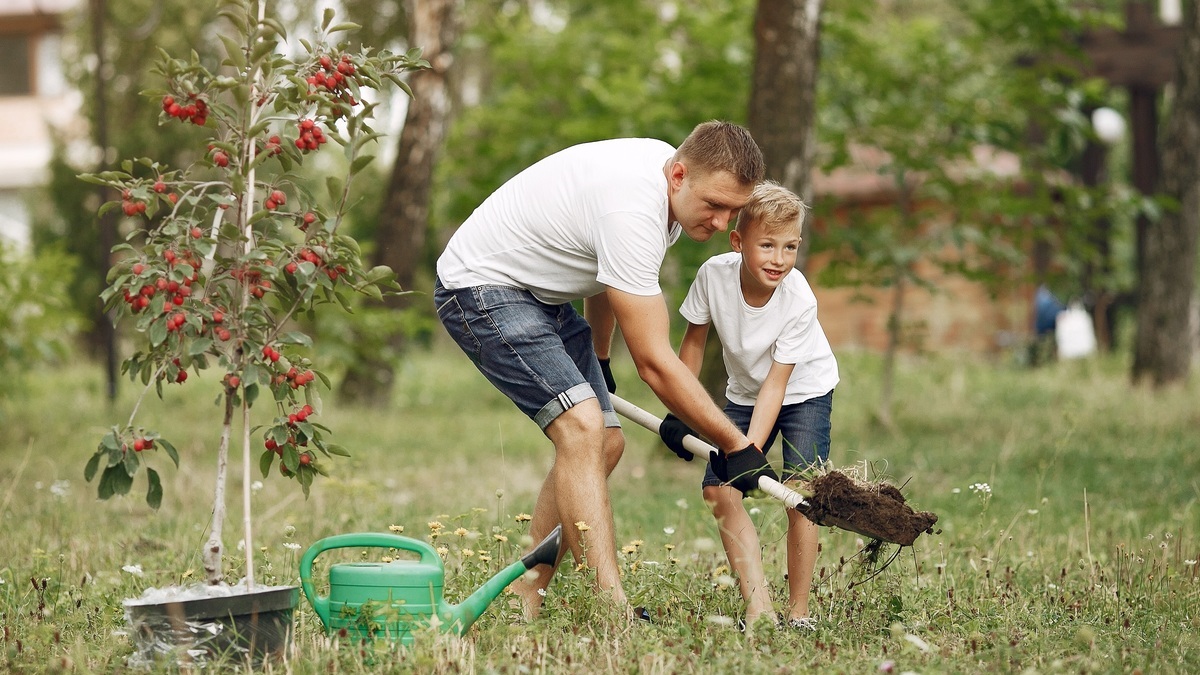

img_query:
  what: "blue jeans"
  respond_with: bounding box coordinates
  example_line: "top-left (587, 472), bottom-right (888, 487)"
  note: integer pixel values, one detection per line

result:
top-left (433, 278), bottom-right (619, 431)
top-left (702, 390), bottom-right (833, 488)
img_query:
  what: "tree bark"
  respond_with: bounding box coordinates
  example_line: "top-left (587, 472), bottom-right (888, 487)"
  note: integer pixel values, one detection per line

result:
top-left (340, 0), bottom-right (458, 403)
top-left (748, 0), bottom-right (823, 270)
top-left (1132, 2), bottom-right (1200, 386)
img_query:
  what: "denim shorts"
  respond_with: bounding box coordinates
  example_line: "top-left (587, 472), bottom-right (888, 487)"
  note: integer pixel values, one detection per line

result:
top-left (433, 278), bottom-right (620, 431)
top-left (702, 390), bottom-right (833, 488)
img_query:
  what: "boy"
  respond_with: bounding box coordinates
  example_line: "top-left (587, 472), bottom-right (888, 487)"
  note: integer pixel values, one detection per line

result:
top-left (658, 180), bottom-right (838, 630)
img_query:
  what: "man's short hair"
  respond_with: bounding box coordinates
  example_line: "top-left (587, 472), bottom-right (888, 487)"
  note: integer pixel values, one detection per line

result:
top-left (737, 180), bottom-right (807, 237)
top-left (674, 121), bottom-right (766, 185)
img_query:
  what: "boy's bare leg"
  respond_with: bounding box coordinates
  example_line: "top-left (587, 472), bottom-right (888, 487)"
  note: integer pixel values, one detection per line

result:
top-left (704, 485), bottom-right (777, 626)
top-left (510, 404), bottom-right (627, 620)
top-left (785, 510), bottom-right (819, 620)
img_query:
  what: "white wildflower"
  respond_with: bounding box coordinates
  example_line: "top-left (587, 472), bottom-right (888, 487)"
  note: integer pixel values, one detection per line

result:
top-left (50, 480), bottom-right (71, 498)
top-left (283, 542), bottom-right (301, 550)
top-left (663, 526), bottom-right (676, 535)
top-left (122, 564), bottom-right (144, 577)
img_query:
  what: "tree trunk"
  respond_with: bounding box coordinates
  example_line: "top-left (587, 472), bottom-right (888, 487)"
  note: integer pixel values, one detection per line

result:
top-left (700, 0), bottom-right (823, 402)
top-left (90, 0), bottom-right (119, 401)
top-left (340, 0), bottom-right (458, 403)
top-left (748, 0), bottom-right (823, 270)
top-left (1132, 3), bottom-right (1200, 386)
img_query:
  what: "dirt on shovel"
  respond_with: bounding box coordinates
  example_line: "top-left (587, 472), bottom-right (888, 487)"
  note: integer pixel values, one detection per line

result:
top-left (793, 470), bottom-right (938, 547)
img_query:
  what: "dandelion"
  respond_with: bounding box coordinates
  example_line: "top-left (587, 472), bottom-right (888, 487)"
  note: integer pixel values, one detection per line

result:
top-left (49, 480), bottom-right (71, 499)
top-left (283, 542), bottom-right (301, 551)
top-left (428, 521), bottom-right (444, 532)
top-left (382, 556), bottom-right (393, 563)
top-left (122, 564), bottom-right (144, 577)
top-left (630, 539), bottom-right (643, 548)
top-left (479, 554), bottom-right (491, 563)
top-left (436, 546), bottom-right (449, 556)
top-left (461, 549), bottom-right (475, 558)
top-left (705, 614), bottom-right (736, 627)
top-left (284, 524), bottom-right (297, 538)
top-left (621, 545), bottom-right (637, 555)
top-left (496, 489), bottom-right (505, 499)
top-left (388, 524), bottom-right (405, 534)
top-left (714, 574), bottom-right (736, 588)
top-left (664, 543), bottom-right (675, 551)
top-left (663, 526), bottom-right (676, 535)
top-left (575, 521), bottom-right (591, 532)
top-left (454, 527), bottom-right (469, 537)
top-left (494, 534), bottom-right (508, 542)
top-left (515, 513), bottom-right (532, 522)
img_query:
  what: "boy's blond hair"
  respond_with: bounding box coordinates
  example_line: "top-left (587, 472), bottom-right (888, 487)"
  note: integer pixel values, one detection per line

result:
top-left (736, 180), bottom-right (807, 238)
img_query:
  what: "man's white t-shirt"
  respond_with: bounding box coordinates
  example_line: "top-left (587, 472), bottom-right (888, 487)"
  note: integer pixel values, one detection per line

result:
top-left (680, 252), bottom-right (839, 406)
top-left (437, 138), bottom-right (681, 306)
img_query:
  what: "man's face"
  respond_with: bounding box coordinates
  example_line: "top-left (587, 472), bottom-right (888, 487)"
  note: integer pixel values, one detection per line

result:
top-left (666, 163), bottom-right (754, 243)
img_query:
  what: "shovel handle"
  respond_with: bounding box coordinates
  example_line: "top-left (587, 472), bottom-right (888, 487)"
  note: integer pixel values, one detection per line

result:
top-left (610, 394), bottom-right (810, 510)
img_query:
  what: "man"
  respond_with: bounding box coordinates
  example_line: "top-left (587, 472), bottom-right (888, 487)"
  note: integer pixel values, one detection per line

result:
top-left (433, 120), bottom-right (776, 619)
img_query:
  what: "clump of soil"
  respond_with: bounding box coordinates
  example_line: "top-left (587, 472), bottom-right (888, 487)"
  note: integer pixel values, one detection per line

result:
top-left (795, 470), bottom-right (938, 547)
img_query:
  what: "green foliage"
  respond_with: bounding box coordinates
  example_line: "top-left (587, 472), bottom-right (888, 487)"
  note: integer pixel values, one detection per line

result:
top-left (79, 0), bottom-right (427, 508)
top-left (0, 242), bottom-right (82, 393)
top-left (436, 0), bottom-right (753, 234)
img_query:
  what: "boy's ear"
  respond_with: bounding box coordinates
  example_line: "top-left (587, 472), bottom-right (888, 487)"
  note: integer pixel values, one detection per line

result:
top-left (729, 229), bottom-right (742, 252)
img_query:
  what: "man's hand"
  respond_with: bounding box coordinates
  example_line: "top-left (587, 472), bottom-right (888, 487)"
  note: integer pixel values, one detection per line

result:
top-left (658, 414), bottom-right (696, 461)
top-left (598, 358), bottom-right (617, 394)
top-left (711, 444), bottom-right (779, 495)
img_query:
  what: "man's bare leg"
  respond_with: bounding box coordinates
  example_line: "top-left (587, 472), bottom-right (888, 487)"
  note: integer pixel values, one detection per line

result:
top-left (510, 403), bottom-right (627, 619)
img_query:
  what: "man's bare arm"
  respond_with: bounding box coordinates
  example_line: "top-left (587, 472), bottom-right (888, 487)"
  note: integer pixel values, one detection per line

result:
top-left (606, 287), bottom-right (749, 453)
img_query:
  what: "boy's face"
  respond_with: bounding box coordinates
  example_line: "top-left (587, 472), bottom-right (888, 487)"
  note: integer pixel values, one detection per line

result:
top-left (730, 219), bottom-right (801, 297)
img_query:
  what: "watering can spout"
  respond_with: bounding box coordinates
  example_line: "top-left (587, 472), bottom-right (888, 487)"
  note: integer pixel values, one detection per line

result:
top-left (449, 524), bottom-right (563, 632)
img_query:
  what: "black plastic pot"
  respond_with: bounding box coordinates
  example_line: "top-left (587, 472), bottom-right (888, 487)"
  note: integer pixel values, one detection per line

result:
top-left (124, 585), bottom-right (299, 667)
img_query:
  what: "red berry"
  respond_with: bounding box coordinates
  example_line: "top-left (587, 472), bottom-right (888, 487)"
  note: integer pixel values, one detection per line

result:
top-left (227, 375), bottom-right (240, 389)
top-left (176, 370), bottom-right (188, 383)
top-left (299, 453), bottom-right (312, 466)
top-left (285, 262), bottom-right (298, 274)
top-left (213, 151), bottom-right (229, 167)
top-left (153, 180), bottom-right (166, 193)
top-left (212, 310), bottom-right (224, 323)
top-left (132, 263), bottom-right (145, 275)
top-left (190, 227), bottom-right (202, 239)
top-left (265, 438), bottom-right (277, 451)
top-left (271, 189), bottom-right (286, 205)
top-left (264, 199), bottom-right (277, 211)
top-left (133, 438), bottom-right (145, 452)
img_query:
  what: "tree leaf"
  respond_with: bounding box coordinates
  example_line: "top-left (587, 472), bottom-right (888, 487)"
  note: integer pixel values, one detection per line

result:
top-left (325, 443), bottom-right (351, 457)
top-left (260, 449), bottom-right (274, 478)
top-left (188, 337), bottom-right (214, 356)
top-left (84, 452), bottom-right (102, 482)
top-left (146, 469), bottom-right (163, 510)
top-left (159, 438), bottom-right (180, 468)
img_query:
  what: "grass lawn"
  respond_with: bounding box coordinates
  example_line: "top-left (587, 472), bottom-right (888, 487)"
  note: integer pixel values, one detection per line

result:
top-left (2, 342), bottom-right (1198, 673)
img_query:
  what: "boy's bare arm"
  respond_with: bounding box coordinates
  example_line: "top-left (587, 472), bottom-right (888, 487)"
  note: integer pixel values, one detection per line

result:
top-left (678, 322), bottom-right (709, 378)
top-left (606, 287), bottom-right (750, 453)
top-left (747, 360), bottom-right (795, 449)
top-left (584, 292), bottom-right (617, 359)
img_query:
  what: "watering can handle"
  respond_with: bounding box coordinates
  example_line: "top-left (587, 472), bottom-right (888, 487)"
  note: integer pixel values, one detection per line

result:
top-left (299, 532), bottom-right (441, 628)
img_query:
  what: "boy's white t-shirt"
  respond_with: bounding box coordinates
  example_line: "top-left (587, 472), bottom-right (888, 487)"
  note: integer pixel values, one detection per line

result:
top-left (436, 138), bottom-right (681, 305)
top-left (679, 251), bottom-right (839, 406)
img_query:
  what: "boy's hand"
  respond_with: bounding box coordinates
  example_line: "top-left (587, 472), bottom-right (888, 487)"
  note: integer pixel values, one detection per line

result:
top-left (658, 414), bottom-right (696, 461)
top-left (712, 444), bottom-right (778, 495)
top-left (598, 358), bottom-right (617, 393)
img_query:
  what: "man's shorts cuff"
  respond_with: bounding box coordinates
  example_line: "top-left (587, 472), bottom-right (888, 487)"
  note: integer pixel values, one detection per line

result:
top-left (534, 383), bottom-right (598, 430)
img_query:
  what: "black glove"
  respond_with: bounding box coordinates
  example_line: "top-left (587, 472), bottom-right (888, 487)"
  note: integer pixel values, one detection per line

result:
top-left (598, 358), bottom-right (617, 394)
top-left (711, 444), bottom-right (778, 495)
top-left (658, 414), bottom-right (697, 462)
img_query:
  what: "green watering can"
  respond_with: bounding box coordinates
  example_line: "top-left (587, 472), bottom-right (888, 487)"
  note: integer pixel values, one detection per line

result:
top-left (300, 524), bottom-right (562, 644)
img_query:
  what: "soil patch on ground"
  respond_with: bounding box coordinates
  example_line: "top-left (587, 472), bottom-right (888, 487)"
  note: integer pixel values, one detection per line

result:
top-left (795, 470), bottom-right (938, 546)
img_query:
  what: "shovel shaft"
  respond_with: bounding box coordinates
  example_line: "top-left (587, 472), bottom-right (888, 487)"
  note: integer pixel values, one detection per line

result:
top-left (610, 394), bottom-right (810, 510)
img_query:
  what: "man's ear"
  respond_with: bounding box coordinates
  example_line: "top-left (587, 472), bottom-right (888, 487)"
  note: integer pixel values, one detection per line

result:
top-left (667, 161), bottom-right (687, 189)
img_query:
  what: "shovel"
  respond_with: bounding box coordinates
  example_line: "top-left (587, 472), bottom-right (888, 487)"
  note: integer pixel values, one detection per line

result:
top-left (610, 394), bottom-right (927, 545)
